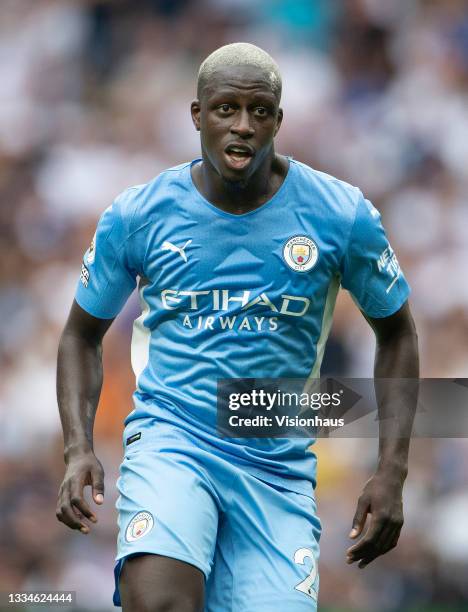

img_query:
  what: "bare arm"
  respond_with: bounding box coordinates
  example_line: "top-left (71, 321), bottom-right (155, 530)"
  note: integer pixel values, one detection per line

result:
top-left (347, 301), bottom-right (419, 567)
top-left (56, 300), bottom-right (114, 534)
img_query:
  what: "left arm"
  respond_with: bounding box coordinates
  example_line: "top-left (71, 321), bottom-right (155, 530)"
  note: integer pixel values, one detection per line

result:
top-left (346, 301), bottom-right (419, 568)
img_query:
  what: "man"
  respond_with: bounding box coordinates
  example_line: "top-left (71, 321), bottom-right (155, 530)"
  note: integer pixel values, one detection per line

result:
top-left (56, 43), bottom-right (418, 611)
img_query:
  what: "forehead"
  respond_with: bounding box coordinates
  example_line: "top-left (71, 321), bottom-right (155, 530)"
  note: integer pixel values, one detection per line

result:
top-left (201, 64), bottom-right (278, 101)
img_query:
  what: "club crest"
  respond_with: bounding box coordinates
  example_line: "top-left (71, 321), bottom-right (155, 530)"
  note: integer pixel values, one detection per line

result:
top-left (125, 511), bottom-right (154, 542)
top-left (283, 236), bottom-right (318, 272)
top-left (86, 233), bottom-right (96, 264)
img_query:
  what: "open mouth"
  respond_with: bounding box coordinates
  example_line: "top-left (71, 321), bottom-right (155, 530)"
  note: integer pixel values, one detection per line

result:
top-left (224, 144), bottom-right (254, 170)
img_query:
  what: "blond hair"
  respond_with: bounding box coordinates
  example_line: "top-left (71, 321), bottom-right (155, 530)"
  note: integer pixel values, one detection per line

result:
top-left (197, 42), bottom-right (282, 100)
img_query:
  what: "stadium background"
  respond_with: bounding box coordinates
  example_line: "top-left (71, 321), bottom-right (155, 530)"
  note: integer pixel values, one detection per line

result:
top-left (1, 0), bottom-right (468, 610)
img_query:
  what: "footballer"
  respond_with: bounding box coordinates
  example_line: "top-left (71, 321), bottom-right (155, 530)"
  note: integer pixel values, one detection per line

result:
top-left (56, 43), bottom-right (418, 611)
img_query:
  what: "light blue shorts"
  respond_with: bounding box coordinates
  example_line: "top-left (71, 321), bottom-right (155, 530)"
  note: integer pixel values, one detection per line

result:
top-left (113, 419), bottom-right (321, 611)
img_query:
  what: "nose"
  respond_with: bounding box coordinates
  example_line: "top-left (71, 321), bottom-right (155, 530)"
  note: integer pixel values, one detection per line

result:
top-left (230, 109), bottom-right (254, 138)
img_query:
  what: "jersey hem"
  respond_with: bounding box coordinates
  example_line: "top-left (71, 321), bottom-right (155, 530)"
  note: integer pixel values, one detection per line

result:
top-left (360, 286), bottom-right (411, 319)
top-left (237, 464), bottom-right (316, 496)
top-left (75, 290), bottom-right (118, 320)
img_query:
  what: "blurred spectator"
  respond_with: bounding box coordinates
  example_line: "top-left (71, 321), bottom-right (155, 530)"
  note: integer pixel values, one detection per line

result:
top-left (1, 0), bottom-right (467, 610)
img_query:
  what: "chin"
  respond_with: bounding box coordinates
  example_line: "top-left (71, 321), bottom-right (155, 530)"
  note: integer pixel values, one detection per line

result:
top-left (221, 172), bottom-right (250, 189)
top-left (219, 163), bottom-right (254, 187)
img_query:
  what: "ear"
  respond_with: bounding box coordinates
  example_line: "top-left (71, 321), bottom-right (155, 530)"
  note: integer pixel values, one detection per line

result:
top-left (191, 100), bottom-right (201, 131)
top-left (274, 107), bottom-right (283, 137)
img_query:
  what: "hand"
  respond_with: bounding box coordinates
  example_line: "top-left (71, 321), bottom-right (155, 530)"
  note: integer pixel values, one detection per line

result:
top-left (346, 471), bottom-right (404, 568)
top-left (56, 450), bottom-right (105, 534)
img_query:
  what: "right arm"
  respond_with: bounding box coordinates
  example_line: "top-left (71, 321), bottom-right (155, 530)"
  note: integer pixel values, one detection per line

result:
top-left (57, 190), bottom-right (139, 533)
top-left (56, 300), bottom-right (114, 534)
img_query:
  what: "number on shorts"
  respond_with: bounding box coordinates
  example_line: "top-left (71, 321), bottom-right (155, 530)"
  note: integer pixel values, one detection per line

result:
top-left (294, 547), bottom-right (318, 601)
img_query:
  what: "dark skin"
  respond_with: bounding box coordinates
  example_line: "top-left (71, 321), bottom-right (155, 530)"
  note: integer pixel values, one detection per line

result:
top-left (190, 64), bottom-right (287, 214)
top-left (57, 63), bottom-right (418, 609)
top-left (346, 304), bottom-right (418, 568)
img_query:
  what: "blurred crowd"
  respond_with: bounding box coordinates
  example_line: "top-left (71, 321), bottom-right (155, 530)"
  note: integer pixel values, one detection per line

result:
top-left (1, 0), bottom-right (468, 610)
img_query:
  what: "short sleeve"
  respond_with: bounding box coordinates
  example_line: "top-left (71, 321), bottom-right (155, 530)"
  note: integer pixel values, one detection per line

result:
top-left (341, 193), bottom-right (410, 318)
top-left (75, 194), bottom-right (137, 319)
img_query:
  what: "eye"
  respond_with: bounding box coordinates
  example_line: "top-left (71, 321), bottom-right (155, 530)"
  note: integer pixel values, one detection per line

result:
top-left (254, 107), bottom-right (269, 117)
top-left (218, 104), bottom-right (232, 113)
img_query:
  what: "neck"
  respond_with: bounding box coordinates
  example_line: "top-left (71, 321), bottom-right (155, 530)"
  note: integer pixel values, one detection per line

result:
top-left (196, 150), bottom-right (286, 215)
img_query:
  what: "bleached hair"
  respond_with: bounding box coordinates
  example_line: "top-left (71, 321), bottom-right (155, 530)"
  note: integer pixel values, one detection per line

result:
top-left (197, 42), bottom-right (282, 101)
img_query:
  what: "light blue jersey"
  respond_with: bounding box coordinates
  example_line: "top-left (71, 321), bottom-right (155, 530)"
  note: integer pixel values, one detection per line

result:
top-left (76, 158), bottom-right (410, 610)
top-left (75, 158), bottom-right (410, 494)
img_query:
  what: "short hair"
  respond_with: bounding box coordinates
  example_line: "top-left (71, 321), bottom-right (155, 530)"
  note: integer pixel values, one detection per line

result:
top-left (197, 42), bottom-right (282, 101)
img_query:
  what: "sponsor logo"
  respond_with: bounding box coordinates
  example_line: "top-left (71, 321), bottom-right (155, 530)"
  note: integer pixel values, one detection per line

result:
top-left (283, 236), bottom-right (319, 272)
top-left (377, 246), bottom-right (401, 293)
top-left (86, 233), bottom-right (96, 264)
top-left (125, 511), bottom-right (154, 542)
top-left (161, 289), bottom-right (309, 316)
top-left (162, 239), bottom-right (192, 263)
top-left (159, 288), bottom-right (311, 333)
top-left (80, 263), bottom-right (90, 287)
